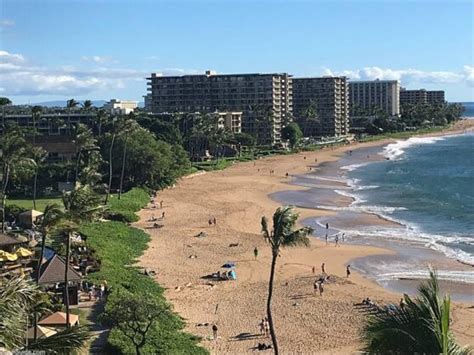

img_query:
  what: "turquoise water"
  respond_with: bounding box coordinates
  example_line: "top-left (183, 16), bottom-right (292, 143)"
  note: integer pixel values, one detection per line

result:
top-left (348, 133), bottom-right (474, 265)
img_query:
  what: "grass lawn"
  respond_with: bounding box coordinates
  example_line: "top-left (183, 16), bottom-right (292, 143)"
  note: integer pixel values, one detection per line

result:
top-left (7, 197), bottom-right (62, 211)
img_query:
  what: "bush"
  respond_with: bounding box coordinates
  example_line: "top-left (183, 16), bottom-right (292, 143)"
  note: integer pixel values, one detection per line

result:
top-left (106, 188), bottom-right (150, 223)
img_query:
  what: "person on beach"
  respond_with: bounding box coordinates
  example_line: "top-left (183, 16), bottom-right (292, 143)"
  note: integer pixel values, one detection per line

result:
top-left (342, 233), bottom-right (345, 242)
top-left (321, 263), bottom-right (325, 273)
top-left (315, 158), bottom-right (317, 163)
top-left (162, 211), bottom-right (165, 219)
top-left (335, 234), bottom-right (339, 247)
top-left (259, 318), bottom-right (265, 336)
top-left (254, 247), bottom-right (258, 260)
top-left (285, 172), bottom-right (289, 177)
top-left (160, 200), bottom-right (163, 208)
top-left (346, 264), bottom-right (351, 278)
top-left (208, 219), bottom-right (213, 226)
top-left (325, 233), bottom-right (328, 245)
top-left (212, 324), bottom-right (218, 340)
top-left (326, 222), bottom-right (329, 230)
top-left (312, 266), bottom-right (315, 274)
top-left (313, 279), bottom-right (319, 295)
top-left (264, 318), bottom-right (270, 337)
top-left (213, 217), bottom-right (217, 225)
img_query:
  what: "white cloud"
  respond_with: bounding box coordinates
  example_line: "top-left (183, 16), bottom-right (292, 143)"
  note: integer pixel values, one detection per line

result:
top-left (0, 50), bottom-right (198, 97)
top-left (0, 19), bottom-right (15, 28)
top-left (81, 55), bottom-right (118, 64)
top-left (320, 66), bottom-right (470, 86)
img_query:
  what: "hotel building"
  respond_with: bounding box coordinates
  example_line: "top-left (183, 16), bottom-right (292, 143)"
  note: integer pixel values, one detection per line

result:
top-left (146, 71), bottom-right (293, 145)
top-left (292, 76), bottom-right (349, 137)
top-left (349, 79), bottom-right (400, 117)
top-left (400, 88), bottom-right (446, 105)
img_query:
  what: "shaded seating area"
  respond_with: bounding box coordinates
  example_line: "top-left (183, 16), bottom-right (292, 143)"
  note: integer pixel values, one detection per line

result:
top-left (33, 254), bottom-right (83, 306)
top-left (27, 325), bottom-right (58, 340)
top-left (0, 233), bottom-right (33, 277)
top-left (18, 209), bottom-right (44, 228)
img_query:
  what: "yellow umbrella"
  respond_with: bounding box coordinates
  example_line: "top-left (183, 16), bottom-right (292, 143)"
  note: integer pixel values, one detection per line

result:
top-left (0, 250), bottom-right (19, 262)
top-left (16, 247), bottom-right (33, 258)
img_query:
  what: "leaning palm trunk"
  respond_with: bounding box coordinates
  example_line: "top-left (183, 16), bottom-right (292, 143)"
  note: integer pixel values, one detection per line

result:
top-left (118, 136), bottom-right (128, 200)
top-left (33, 171), bottom-right (38, 210)
top-left (267, 251), bottom-right (279, 355)
top-left (105, 134), bottom-right (116, 204)
top-left (64, 232), bottom-right (71, 328)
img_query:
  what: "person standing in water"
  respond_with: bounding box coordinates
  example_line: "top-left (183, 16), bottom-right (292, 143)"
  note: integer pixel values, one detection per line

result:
top-left (346, 265), bottom-right (351, 278)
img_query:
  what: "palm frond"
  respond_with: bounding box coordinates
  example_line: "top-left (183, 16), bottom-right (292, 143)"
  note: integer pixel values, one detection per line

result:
top-left (283, 226), bottom-right (313, 247)
top-left (27, 326), bottom-right (90, 354)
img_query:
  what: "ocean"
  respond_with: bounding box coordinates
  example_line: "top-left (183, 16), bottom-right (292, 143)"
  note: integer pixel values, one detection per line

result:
top-left (460, 102), bottom-right (474, 117)
top-left (347, 133), bottom-right (474, 266)
top-left (271, 132), bottom-right (474, 298)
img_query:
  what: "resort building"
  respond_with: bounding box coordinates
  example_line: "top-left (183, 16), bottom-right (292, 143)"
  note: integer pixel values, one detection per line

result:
top-left (103, 99), bottom-right (138, 115)
top-left (292, 76), bottom-right (350, 137)
top-left (146, 70), bottom-right (293, 145)
top-left (349, 79), bottom-right (400, 117)
top-left (216, 111), bottom-right (243, 133)
top-left (400, 88), bottom-right (446, 105)
top-left (427, 90), bottom-right (445, 104)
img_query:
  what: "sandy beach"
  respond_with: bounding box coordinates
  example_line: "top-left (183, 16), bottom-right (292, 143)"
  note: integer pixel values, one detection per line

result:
top-left (137, 121), bottom-right (474, 354)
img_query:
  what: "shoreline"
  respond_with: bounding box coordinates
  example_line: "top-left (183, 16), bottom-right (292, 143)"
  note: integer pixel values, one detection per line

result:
top-left (137, 121), bottom-right (474, 353)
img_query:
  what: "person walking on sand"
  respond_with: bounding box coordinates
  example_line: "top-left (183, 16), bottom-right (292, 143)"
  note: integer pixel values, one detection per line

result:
top-left (312, 266), bottom-right (315, 274)
top-left (313, 279), bottom-right (319, 295)
top-left (162, 211), bottom-right (165, 219)
top-left (325, 232), bottom-right (328, 245)
top-left (342, 233), bottom-right (345, 242)
top-left (208, 219), bottom-right (213, 226)
top-left (212, 324), bottom-right (218, 340)
top-left (254, 247), bottom-right (258, 260)
top-left (213, 217), bottom-right (217, 225)
top-left (335, 234), bottom-right (339, 247)
top-left (321, 263), bottom-right (325, 274)
top-left (346, 264), bottom-right (351, 278)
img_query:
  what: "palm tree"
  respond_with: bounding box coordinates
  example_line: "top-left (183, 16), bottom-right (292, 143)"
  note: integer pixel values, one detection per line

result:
top-left (30, 146), bottom-right (47, 210)
top-left (81, 100), bottom-right (93, 112)
top-left (361, 269), bottom-right (472, 354)
top-left (0, 124), bottom-right (31, 232)
top-left (104, 117), bottom-right (118, 204)
top-left (30, 105), bottom-right (43, 145)
top-left (72, 124), bottom-right (98, 184)
top-left (0, 97), bottom-right (12, 134)
top-left (302, 100), bottom-right (320, 137)
top-left (66, 99), bottom-right (79, 135)
top-left (118, 119), bottom-right (141, 199)
top-left (0, 276), bottom-right (90, 352)
top-left (260, 206), bottom-right (313, 354)
top-left (95, 109), bottom-right (108, 137)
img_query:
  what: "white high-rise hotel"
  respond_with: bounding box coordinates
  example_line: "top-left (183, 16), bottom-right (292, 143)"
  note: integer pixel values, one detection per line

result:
top-left (349, 79), bottom-right (400, 117)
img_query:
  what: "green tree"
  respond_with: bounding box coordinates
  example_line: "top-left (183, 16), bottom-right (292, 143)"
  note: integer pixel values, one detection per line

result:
top-left (361, 269), bottom-right (471, 354)
top-left (0, 124), bottom-right (32, 232)
top-left (281, 122), bottom-right (303, 148)
top-left (81, 100), bottom-right (93, 112)
top-left (301, 100), bottom-right (320, 137)
top-left (66, 98), bottom-right (79, 135)
top-left (0, 97), bottom-right (12, 133)
top-left (100, 291), bottom-right (170, 355)
top-left (61, 185), bottom-right (103, 327)
top-left (260, 206), bottom-right (313, 354)
top-left (31, 105), bottom-right (42, 145)
top-left (118, 119), bottom-right (141, 199)
top-left (72, 124), bottom-right (101, 186)
top-left (30, 146), bottom-right (48, 210)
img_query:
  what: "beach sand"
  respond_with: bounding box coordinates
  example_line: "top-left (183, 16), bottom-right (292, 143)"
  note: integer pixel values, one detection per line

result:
top-left (137, 121), bottom-right (474, 354)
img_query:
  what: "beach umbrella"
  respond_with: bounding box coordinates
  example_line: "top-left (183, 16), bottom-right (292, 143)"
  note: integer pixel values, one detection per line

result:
top-left (16, 247), bottom-right (33, 258)
top-left (0, 250), bottom-right (19, 262)
top-left (221, 262), bottom-right (236, 269)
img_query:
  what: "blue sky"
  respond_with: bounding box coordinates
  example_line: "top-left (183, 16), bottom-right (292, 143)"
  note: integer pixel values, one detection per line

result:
top-left (1, 0), bottom-right (473, 104)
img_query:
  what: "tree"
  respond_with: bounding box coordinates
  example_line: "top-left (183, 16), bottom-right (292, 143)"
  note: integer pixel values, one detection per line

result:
top-left (361, 269), bottom-right (471, 354)
top-left (105, 117), bottom-right (119, 204)
top-left (72, 124), bottom-right (101, 185)
top-left (66, 99), bottom-right (79, 135)
top-left (94, 109), bottom-right (108, 137)
top-left (31, 105), bottom-right (42, 145)
top-left (30, 147), bottom-right (48, 210)
top-left (118, 119), bottom-right (141, 199)
top-left (260, 206), bottom-right (313, 354)
top-left (301, 100), bottom-right (320, 137)
top-left (100, 291), bottom-right (170, 355)
top-left (0, 97), bottom-right (12, 133)
top-left (61, 185), bottom-right (103, 327)
top-left (0, 276), bottom-right (90, 353)
top-left (0, 124), bottom-right (32, 232)
top-left (81, 100), bottom-right (93, 112)
top-left (281, 122), bottom-right (303, 148)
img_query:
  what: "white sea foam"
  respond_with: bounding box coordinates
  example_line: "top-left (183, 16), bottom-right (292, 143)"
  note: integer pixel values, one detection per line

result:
top-left (341, 162), bottom-right (370, 172)
top-left (383, 136), bottom-right (446, 160)
top-left (376, 269), bottom-right (474, 284)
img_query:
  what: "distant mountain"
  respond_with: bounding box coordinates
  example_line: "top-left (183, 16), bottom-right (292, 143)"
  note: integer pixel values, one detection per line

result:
top-left (29, 100), bottom-right (145, 108)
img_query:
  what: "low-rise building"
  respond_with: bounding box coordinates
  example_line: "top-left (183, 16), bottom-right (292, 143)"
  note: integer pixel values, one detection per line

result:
top-left (427, 90), bottom-right (445, 104)
top-left (103, 99), bottom-right (138, 115)
top-left (400, 88), bottom-right (446, 105)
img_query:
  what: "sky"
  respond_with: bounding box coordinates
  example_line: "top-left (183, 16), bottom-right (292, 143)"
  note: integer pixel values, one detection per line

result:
top-left (0, 0), bottom-right (473, 104)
